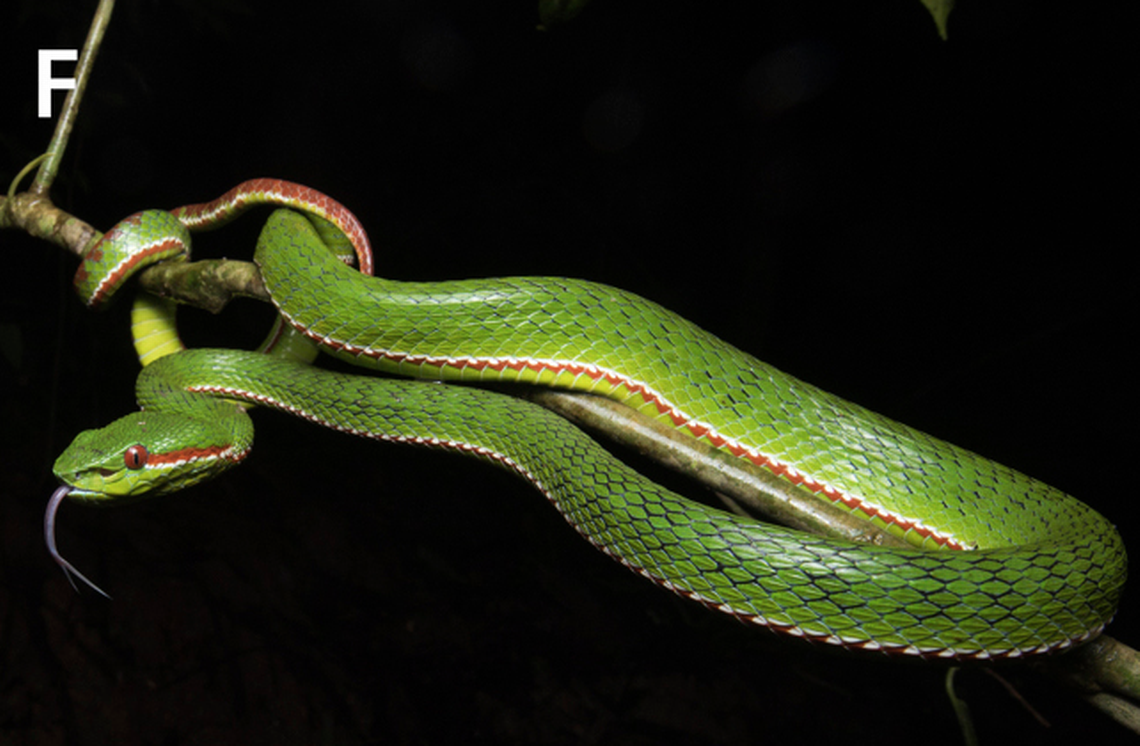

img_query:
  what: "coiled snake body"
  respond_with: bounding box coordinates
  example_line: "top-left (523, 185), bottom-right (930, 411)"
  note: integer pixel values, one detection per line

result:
top-left (51, 181), bottom-right (1127, 660)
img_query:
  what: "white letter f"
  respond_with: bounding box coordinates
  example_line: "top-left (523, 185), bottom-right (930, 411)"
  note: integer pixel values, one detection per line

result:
top-left (38, 49), bottom-right (78, 119)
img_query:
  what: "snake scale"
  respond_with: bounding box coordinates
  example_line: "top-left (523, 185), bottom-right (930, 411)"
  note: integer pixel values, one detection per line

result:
top-left (50, 180), bottom-right (1126, 660)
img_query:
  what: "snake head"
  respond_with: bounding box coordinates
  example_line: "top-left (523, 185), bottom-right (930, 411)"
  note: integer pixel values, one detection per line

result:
top-left (48, 409), bottom-right (252, 597)
top-left (53, 411), bottom-right (250, 503)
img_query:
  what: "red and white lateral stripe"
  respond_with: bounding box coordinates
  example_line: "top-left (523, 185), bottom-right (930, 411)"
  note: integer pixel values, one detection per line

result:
top-left (149, 442), bottom-right (250, 468)
top-left (585, 534), bottom-right (1095, 660)
top-left (276, 307), bottom-right (964, 551)
top-left (186, 383), bottom-right (539, 483)
top-left (187, 384), bottom-right (1082, 659)
top-left (171, 178), bottom-right (374, 275)
top-left (79, 235), bottom-right (185, 309)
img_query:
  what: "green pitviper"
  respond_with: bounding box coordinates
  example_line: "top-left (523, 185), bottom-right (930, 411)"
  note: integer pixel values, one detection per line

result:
top-left (51, 180), bottom-right (1126, 660)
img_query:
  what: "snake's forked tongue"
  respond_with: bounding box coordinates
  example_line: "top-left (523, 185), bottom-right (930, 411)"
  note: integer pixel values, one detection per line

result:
top-left (45, 486), bottom-right (112, 599)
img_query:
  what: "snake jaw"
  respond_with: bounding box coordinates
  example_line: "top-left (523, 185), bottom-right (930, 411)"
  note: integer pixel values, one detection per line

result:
top-left (55, 460), bottom-right (178, 503)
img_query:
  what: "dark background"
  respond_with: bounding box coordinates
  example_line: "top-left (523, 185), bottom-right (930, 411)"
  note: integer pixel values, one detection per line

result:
top-left (1, 1), bottom-right (1135, 744)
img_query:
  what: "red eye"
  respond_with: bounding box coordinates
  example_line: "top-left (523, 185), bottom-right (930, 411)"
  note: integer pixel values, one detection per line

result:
top-left (124, 444), bottom-right (149, 470)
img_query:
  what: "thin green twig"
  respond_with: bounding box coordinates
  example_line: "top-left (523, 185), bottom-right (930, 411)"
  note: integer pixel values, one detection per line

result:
top-left (32, 0), bottom-right (117, 195)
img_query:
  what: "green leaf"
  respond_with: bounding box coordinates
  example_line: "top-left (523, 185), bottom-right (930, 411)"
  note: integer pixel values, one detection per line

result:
top-left (537, 0), bottom-right (592, 30)
top-left (920, 0), bottom-right (955, 40)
